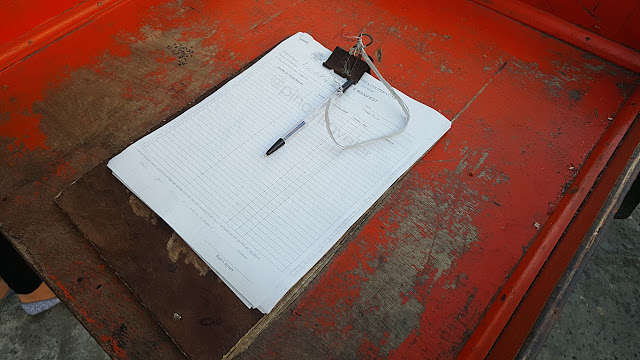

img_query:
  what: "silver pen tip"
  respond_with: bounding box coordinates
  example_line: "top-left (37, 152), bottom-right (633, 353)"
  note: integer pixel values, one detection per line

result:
top-left (264, 154), bottom-right (268, 157)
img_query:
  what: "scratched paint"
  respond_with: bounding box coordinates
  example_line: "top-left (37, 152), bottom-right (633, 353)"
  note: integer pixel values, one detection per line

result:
top-left (0, 99), bottom-right (48, 153)
top-left (295, 160), bottom-right (484, 358)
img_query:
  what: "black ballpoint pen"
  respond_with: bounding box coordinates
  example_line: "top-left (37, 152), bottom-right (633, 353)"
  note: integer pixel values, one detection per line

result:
top-left (264, 78), bottom-right (356, 157)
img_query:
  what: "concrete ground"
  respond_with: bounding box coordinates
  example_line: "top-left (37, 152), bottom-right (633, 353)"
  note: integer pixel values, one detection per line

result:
top-left (0, 294), bottom-right (109, 360)
top-left (0, 206), bottom-right (638, 360)
top-left (537, 205), bottom-right (640, 360)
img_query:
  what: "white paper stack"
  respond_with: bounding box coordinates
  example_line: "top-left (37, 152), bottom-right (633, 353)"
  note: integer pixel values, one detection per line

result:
top-left (108, 32), bottom-right (451, 313)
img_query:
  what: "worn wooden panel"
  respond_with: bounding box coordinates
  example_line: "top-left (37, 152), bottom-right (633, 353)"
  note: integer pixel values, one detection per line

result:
top-left (0, 0), bottom-right (638, 358)
top-left (56, 164), bottom-right (263, 360)
top-left (1, 192), bottom-right (186, 360)
top-left (520, 0), bottom-right (640, 51)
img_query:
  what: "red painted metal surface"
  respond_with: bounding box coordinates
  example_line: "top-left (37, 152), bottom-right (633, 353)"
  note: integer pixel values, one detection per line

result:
top-left (488, 113), bottom-right (640, 359)
top-left (460, 91), bottom-right (640, 359)
top-left (459, 91), bottom-right (640, 359)
top-left (0, 0), bottom-right (85, 46)
top-left (0, 0), bottom-right (638, 358)
top-left (521, 0), bottom-right (640, 52)
top-left (471, 0), bottom-right (640, 73)
top-left (0, 0), bottom-right (126, 71)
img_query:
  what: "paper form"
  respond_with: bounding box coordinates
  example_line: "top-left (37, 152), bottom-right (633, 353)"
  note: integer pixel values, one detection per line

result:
top-left (108, 32), bottom-right (451, 312)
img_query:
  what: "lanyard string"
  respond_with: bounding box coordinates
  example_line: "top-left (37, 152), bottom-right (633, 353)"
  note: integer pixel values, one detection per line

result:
top-left (324, 35), bottom-right (411, 148)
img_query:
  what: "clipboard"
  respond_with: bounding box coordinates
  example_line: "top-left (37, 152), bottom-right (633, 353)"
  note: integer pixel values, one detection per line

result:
top-left (55, 35), bottom-right (378, 358)
top-left (55, 36), bottom-right (369, 359)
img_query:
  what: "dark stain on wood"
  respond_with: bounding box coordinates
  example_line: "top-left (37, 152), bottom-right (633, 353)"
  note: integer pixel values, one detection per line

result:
top-left (56, 164), bottom-right (263, 360)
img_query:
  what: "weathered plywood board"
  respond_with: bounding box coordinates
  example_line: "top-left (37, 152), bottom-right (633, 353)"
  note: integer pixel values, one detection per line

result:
top-left (56, 164), bottom-right (263, 360)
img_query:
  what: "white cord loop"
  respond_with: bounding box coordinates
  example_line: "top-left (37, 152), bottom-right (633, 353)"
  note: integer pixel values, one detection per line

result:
top-left (324, 34), bottom-right (411, 148)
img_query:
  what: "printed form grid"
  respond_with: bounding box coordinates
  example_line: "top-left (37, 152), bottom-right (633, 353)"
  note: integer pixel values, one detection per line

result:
top-left (136, 50), bottom-right (414, 272)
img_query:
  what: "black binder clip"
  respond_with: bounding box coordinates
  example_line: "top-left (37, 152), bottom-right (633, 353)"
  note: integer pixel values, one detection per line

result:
top-left (322, 34), bottom-right (373, 83)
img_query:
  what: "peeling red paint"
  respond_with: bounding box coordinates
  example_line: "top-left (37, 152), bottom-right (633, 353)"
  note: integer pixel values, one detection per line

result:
top-left (53, 160), bottom-right (75, 180)
top-left (0, 112), bottom-right (48, 153)
top-left (49, 274), bottom-right (75, 302)
top-left (399, 291), bottom-right (410, 305)
top-left (49, 274), bottom-right (102, 327)
top-left (359, 338), bottom-right (381, 360)
top-left (100, 334), bottom-right (129, 359)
